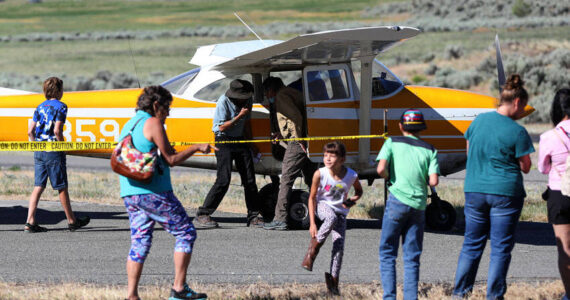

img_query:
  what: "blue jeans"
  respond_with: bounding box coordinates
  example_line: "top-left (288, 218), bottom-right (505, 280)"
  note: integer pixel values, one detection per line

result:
top-left (380, 193), bottom-right (425, 300)
top-left (453, 192), bottom-right (523, 300)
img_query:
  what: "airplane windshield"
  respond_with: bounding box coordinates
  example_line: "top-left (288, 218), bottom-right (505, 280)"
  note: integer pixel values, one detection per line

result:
top-left (371, 60), bottom-right (403, 99)
top-left (194, 74), bottom-right (252, 102)
top-left (161, 68), bottom-right (200, 96)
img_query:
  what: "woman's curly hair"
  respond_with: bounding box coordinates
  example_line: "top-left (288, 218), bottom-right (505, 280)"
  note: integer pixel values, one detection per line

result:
top-left (136, 85), bottom-right (172, 116)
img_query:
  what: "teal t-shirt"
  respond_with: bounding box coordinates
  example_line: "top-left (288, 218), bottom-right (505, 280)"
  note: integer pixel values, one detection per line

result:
top-left (464, 111), bottom-right (534, 198)
top-left (118, 110), bottom-right (172, 197)
top-left (376, 136), bottom-right (440, 210)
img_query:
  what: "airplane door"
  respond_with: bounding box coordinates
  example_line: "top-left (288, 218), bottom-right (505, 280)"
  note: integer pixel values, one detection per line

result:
top-left (302, 64), bottom-right (360, 163)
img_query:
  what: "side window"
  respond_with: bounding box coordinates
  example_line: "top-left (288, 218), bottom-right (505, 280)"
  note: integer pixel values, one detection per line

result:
top-left (194, 75), bottom-right (251, 102)
top-left (306, 69), bottom-right (350, 101)
top-left (372, 60), bottom-right (403, 98)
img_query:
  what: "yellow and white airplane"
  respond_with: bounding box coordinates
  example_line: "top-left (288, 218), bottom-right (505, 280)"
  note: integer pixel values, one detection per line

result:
top-left (0, 26), bottom-right (533, 229)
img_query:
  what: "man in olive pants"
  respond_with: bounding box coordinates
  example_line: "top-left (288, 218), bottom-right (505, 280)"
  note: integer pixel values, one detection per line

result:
top-left (262, 77), bottom-right (316, 230)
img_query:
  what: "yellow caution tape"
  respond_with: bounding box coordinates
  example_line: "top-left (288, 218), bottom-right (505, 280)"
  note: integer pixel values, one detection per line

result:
top-left (0, 133), bottom-right (388, 152)
top-left (0, 141), bottom-right (116, 152)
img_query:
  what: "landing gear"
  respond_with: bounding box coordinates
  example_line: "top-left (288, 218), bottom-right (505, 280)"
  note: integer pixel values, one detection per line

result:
top-left (258, 176), bottom-right (311, 230)
top-left (425, 187), bottom-right (456, 231)
top-left (259, 177), bottom-right (279, 222)
top-left (287, 190), bottom-right (310, 230)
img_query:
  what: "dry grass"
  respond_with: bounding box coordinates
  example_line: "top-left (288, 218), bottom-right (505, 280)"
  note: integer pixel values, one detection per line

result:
top-left (0, 280), bottom-right (564, 300)
top-left (0, 159), bottom-right (548, 223)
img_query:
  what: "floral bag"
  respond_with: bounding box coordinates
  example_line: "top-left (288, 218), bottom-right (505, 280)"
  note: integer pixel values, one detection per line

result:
top-left (110, 118), bottom-right (157, 183)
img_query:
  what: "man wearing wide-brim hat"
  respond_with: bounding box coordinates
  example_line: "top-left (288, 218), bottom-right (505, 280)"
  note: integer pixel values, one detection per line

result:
top-left (195, 79), bottom-right (263, 229)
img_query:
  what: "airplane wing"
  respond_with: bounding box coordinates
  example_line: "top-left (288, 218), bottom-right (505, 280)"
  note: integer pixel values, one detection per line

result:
top-left (0, 87), bottom-right (35, 96)
top-left (190, 40), bottom-right (283, 67)
top-left (211, 26), bottom-right (420, 72)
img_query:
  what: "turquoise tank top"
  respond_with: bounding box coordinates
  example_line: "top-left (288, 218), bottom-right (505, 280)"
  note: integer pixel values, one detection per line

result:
top-left (119, 110), bottom-right (172, 197)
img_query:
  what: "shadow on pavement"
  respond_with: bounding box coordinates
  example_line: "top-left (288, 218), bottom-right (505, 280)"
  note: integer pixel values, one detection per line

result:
top-left (515, 221), bottom-right (555, 246)
top-left (429, 221), bottom-right (556, 246)
top-left (0, 205), bottom-right (127, 226)
top-left (206, 216), bottom-right (383, 230)
top-left (347, 219), bottom-right (381, 229)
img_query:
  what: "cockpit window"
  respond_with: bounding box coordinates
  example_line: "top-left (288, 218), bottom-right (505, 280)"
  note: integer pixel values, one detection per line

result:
top-left (306, 69), bottom-right (350, 101)
top-left (194, 75), bottom-right (252, 102)
top-left (372, 60), bottom-right (403, 98)
top-left (161, 69), bottom-right (199, 96)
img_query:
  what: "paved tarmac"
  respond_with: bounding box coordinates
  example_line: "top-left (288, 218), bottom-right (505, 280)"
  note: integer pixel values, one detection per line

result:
top-left (0, 200), bottom-right (558, 285)
top-left (0, 153), bottom-right (555, 286)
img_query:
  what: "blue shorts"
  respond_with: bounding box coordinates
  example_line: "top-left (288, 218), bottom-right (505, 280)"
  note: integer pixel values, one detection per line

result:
top-left (34, 151), bottom-right (68, 190)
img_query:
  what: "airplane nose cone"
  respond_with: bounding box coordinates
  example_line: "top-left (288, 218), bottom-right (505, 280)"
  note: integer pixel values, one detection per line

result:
top-left (521, 104), bottom-right (535, 119)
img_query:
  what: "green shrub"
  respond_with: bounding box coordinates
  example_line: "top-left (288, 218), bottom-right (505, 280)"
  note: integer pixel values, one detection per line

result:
top-left (412, 74), bottom-right (427, 84)
top-left (512, 0), bottom-right (532, 18)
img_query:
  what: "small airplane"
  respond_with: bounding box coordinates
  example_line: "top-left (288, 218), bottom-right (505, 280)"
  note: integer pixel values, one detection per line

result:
top-left (0, 26), bottom-right (533, 230)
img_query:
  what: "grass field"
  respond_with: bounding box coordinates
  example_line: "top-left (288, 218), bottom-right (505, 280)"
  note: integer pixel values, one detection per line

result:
top-left (0, 0), bottom-right (567, 86)
top-left (0, 162), bottom-right (548, 224)
top-left (0, 0), bottom-right (396, 35)
top-left (0, 26), bottom-right (567, 91)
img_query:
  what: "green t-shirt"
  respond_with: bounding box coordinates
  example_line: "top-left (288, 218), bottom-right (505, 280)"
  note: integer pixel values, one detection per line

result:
top-left (464, 111), bottom-right (534, 197)
top-left (376, 136), bottom-right (440, 210)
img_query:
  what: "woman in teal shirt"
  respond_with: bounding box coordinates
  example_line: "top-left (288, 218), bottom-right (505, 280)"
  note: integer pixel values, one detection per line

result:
top-left (453, 75), bottom-right (534, 300)
top-left (119, 86), bottom-right (214, 300)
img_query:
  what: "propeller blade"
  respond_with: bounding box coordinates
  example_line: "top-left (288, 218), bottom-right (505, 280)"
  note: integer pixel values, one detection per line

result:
top-left (495, 34), bottom-right (506, 93)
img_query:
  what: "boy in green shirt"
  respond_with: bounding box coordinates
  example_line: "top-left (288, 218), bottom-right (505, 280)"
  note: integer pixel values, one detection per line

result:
top-left (376, 109), bottom-right (439, 300)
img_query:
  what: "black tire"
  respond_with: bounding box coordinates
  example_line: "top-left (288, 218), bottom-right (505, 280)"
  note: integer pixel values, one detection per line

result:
top-left (258, 183), bottom-right (278, 222)
top-left (287, 190), bottom-right (311, 230)
top-left (425, 200), bottom-right (456, 231)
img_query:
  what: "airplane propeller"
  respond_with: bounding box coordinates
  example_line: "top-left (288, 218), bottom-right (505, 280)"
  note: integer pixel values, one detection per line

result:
top-left (495, 34), bottom-right (506, 93)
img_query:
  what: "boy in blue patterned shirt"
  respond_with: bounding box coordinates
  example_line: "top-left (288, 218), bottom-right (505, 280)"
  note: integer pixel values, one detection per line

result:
top-left (25, 77), bottom-right (90, 233)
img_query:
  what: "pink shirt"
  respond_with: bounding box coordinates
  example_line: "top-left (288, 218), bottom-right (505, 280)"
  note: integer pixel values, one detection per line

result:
top-left (538, 120), bottom-right (570, 190)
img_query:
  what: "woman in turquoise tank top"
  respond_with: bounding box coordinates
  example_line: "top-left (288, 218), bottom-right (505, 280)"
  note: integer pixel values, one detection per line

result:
top-left (119, 86), bottom-right (215, 300)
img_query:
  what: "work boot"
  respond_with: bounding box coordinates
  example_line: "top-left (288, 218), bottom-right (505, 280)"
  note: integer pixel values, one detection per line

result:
top-left (194, 215), bottom-right (218, 229)
top-left (325, 272), bottom-right (340, 296)
top-left (247, 216), bottom-right (264, 228)
top-left (301, 237), bottom-right (323, 271)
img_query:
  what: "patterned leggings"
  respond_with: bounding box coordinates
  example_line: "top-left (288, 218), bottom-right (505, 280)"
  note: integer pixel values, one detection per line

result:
top-left (123, 191), bottom-right (197, 263)
top-left (316, 202), bottom-right (347, 278)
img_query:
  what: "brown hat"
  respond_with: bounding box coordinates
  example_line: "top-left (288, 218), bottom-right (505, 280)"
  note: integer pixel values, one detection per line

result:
top-left (226, 79), bottom-right (253, 100)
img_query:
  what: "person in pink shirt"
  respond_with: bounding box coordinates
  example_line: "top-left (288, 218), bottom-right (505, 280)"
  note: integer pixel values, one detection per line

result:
top-left (538, 88), bottom-right (570, 300)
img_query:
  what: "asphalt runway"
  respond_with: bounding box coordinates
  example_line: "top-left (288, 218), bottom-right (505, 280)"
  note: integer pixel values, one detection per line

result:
top-left (0, 200), bottom-right (559, 285)
top-left (0, 153), bottom-right (555, 286)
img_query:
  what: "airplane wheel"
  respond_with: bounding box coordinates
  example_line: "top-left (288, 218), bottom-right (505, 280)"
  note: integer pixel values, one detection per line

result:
top-left (259, 183), bottom-right (278, 222)
top-left (425, 200), bottom-right (456, 231)
top-left (287, 190), bottom-right (310, 230)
